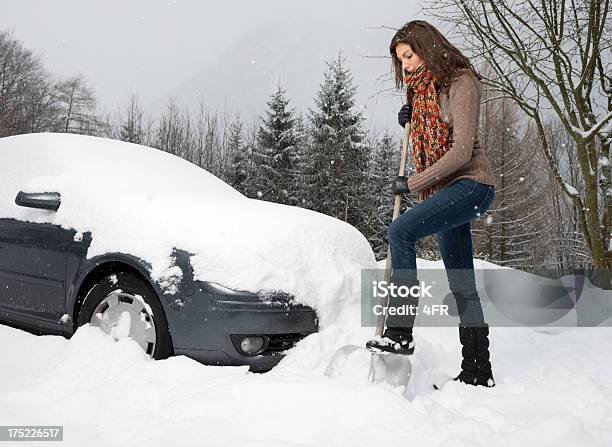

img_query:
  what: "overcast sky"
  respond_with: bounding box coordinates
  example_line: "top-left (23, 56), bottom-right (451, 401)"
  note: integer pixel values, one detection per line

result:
top-left (3, 0), bottom-right (438, 131)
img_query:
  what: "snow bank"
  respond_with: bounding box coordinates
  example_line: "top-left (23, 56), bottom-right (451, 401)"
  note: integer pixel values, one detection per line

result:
top-left (2, 319), bottom-right (612, 446)
top-left (0, 133), bottom-right (377, 327)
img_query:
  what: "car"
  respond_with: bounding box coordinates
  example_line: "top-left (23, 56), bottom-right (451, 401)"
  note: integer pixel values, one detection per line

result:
top-left (0, 133), bottom-right (377, 371)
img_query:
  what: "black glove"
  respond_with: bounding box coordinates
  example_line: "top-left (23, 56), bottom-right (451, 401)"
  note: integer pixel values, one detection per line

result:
top-left (392, 175), bottom-right (410, 195)
top-left (398, 104), bottom-right (412, 128)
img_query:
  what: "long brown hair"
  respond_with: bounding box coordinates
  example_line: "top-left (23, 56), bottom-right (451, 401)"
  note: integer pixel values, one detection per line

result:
top-left (389, 20), bottom-right (481, 99)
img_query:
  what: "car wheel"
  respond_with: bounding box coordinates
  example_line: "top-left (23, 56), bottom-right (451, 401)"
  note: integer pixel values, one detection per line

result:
top-left (77, 272), bottom-right (173, 359)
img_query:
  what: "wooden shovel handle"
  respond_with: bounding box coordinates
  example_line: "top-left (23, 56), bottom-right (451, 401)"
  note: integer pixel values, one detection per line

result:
top-left (375, 97), bottom-right (411, 337)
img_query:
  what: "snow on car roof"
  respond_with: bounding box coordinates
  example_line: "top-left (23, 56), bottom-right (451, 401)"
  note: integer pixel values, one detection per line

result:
top-left (0, 133), bottom-right (377, 328)
top-left (1, 132), bottom-right (244, 201)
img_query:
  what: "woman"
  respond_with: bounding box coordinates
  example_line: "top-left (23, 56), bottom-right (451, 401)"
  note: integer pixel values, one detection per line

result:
top-left (366, 20), bottom-right (497, 387)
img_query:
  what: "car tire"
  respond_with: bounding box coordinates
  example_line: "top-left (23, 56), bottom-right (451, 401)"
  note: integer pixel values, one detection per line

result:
top-left (77, 272), bottom-right (173, 359)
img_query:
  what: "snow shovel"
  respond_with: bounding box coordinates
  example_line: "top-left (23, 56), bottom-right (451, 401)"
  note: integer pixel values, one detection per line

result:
top-left (325, 98), bottom-right (413, 391)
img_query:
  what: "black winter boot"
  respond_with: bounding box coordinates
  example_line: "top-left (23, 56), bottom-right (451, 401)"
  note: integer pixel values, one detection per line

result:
top-left (454, 324), bottom-right (496, 387)
top-left (366, 326), bottom-right (415, 356)
top-left (366, 277), bottom-right (419, 356)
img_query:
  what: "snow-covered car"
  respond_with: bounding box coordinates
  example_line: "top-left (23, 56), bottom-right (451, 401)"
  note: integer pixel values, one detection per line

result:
top-left (0, 133), bottom-right (377, 371)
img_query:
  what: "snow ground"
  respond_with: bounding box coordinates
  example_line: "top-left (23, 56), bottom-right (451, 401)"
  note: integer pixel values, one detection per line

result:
top-left (2, 261), bottom-right (612, 446)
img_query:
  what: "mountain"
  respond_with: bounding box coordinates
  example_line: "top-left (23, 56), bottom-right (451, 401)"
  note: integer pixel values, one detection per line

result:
top-left (146, 18), bottom-right (404, 131)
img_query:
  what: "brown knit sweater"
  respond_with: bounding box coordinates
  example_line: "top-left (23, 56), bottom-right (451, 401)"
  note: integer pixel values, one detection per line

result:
top-left (406, 68), bottom-right (497, 202)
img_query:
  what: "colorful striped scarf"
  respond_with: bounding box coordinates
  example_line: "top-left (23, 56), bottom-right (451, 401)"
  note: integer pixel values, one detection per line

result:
top-left (404, 64), bottom-right (451, 201)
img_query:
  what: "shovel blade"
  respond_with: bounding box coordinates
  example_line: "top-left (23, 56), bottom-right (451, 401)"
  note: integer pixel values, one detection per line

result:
top-left (325, 344), bottom-right (412, 391)
top-left (369, 352), bottom-right (412, 388)
top-left (324, 344), bottom-right (369, 379)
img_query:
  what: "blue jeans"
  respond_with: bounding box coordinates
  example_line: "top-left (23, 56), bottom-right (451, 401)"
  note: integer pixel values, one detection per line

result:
top-left (387, 178), bottom-right (495, 326)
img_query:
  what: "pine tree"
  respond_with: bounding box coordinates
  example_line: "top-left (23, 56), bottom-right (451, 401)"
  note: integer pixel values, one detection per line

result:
top-left (305, 51), bottom-right (369, 230)
top-left (252, 85), bottom-right (299, 205)
top-left (292, 112), bottom-right (310, 207)
top-left (225, 115), bottom-right (250, 195)
top-left (368, 131), bottom-right (400, 259)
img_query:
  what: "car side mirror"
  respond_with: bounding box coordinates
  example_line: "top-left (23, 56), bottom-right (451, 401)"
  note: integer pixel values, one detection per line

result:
top-left (15, 191), bottom-right (61, 211)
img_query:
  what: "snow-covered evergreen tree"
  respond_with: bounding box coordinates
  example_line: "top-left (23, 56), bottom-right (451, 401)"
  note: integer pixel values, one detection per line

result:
top-left (368, 130), bottom-right (400, 259)
top-left (225, 115), bottom-right (250, 195)
top-left (291, 111), bottom-right (311, 207)
top-left (305, 51), bottom-right (369, 230)
top-left (252, 85), bottom-right (300, 205)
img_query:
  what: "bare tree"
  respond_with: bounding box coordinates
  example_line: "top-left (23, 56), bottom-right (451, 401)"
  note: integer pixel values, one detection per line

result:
top-left (542, 119), bottom-right (592, 268)
top-left (54, 74), bottom-right (98, 134)
top-left (118, 93), bottom-right (153, 145)
top-left (191, 97), bottom-right (224, 174)
top-left (426, 0), bottom-right (612, 286)
top-left (474, 88), bottom-right (549, 268)
top-left (0, 30), bottom-right (56, 136)
top-left (156, 97), bottom-right (191, 157)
